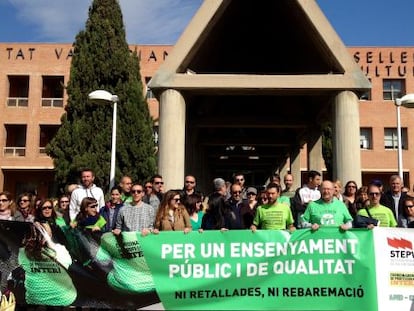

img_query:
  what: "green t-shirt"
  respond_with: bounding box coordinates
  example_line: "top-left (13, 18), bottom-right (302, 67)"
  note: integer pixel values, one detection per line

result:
top-left (18, 245), bottom-right (77, 306)
top-left (302, 198), bottom-right (353, 226)
top-left (277, 196), bottom-right (291, 207)
top-left (96, 232), bottom-right (155, 293)
top-left (357, 205), bottom-right (397, 227)
top-left (253, 202), bottom-right (294, 230)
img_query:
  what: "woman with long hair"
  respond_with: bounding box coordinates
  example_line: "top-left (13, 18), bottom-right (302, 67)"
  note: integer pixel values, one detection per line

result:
top-left (154, 190), bottom-right (191, 233)
top-left (343, 180), bottom-right (358, 218)
top-left (18, 222), bottom-right (76, 305)
top-left (56, 194), bottom-right (71, 227)
top-left (201, 192), bottom-right (230, 230)
top-left (183, 193), bottom-right (204, 230)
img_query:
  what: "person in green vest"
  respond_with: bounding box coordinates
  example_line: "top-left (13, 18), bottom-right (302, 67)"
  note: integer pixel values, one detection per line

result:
top-left (18, 222), bottom-right (77, 306)
top-left (301, 180), bottom-right (353, 231)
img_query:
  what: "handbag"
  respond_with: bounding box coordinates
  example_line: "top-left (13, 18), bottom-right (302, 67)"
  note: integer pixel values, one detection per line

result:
top-left (353, 208), bottom-right (379, 228)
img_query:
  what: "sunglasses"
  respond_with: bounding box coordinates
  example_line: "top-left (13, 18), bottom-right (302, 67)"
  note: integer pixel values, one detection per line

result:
top-left (20, 199), bottom-right (30, 203)
top-left (405, 205), bottom-right (414, 208)
top-left (60, 200), bottom-right (69, 203)
top-left (41, 205), bottom-right (53, 210)
top-left (88, 203), bottom-right (98, 208)
top-left (154, 181), bottom-right (164, 185)
top-left (131, 189), bottom-right (143, 194)
top-left (247, 192), bottom-right (256, 196)
top-left (172, 198), bottom-right (181, 203)
top-left (0, 199), bottom-right (9, 203)
top-left (369, 192), bottom-right (380, 196)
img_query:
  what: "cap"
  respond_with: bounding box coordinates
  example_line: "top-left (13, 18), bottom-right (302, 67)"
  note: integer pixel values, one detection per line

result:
top-left (246, 187), bottom-right (257, 195)
top-left (213, 178), bottom-right (226, 190)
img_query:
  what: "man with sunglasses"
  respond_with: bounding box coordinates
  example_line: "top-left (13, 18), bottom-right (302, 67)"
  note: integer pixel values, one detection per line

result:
top-left (143, 174), bottom-right (164, 210)
top-left (181, 175), bottom-right (203, 205)
top-left (224, 183), bottom-right (250, 229)
top-left (233, 173), bottom-right (247, 199)
top-left (113, 183), bottom-right (155, 235)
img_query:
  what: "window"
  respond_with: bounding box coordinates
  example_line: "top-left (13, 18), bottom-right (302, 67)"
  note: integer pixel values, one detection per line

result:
top-left (39, 125), bottom-right (59, 154)
top-left (360, 128), bottom-right (372, 149)
top-left (145, 76), bottom-right (154, 99)
top-left (384, 127), bottom-right (407, 150)
top-left (42, 76), bottom-right (64, 107)
top-left (7, 75), bottom-right (29, 107)
top-left (4, 124), bottom-right (27, 156)
top-left (383, 79), bottom-right (405, 100)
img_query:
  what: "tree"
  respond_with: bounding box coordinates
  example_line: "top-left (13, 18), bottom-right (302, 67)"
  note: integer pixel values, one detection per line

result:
top-left (46, 0), bottom-right (157, 193)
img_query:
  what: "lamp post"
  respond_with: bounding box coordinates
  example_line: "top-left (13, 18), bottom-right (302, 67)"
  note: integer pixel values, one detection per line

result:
top-left (394, 93), bottom-right (414, 185)
top-left (88, 90), bottom-right (119, 190)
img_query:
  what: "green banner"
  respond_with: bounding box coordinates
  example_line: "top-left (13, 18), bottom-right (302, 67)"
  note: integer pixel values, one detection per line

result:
top-left (138, 228), bottom-right (377, 310)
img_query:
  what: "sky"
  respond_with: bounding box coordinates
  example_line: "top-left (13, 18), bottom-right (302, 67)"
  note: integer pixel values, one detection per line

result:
top-left (0, 0), bottom-right (413, 46)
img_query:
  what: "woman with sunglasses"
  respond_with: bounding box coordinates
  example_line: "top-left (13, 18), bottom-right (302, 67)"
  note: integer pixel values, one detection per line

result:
top-left (74, 197), bottom-right (106, 232)
top-left (35, 199), bottom-right (67, 245)
top-left (16, 192), bottom-right (35, 222)
top-left (55, 194), bottom-right (71, 227)
top-left (0, 191), bottom-right (23, 221)
top-left (153, 190), bottom-right (191, 233)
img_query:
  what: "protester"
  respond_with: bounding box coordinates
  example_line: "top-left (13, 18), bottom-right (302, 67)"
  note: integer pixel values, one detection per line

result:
top-left (153, 190), bottom-right (191, 233)
top-left (301, 180), bottom-right (353, 231)
top-left (251, 183), bottom-right (295, 231)
top-left (100, 186), bottom-right (124, 233)
top-left (113, 183), bottom-right (155, 235)
top-left (0, 191), bottom-right (23, 221)
top-left (357, 183), bottom-right (397, 228)
top-left (17, 192), bottom-right (35, 222)
top-left (69, 168), bottom-right (105, 222)
top-left (183, 193), bottom-right (204, 230)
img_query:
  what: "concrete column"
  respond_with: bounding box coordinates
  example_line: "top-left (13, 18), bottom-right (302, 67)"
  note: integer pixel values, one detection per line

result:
top-left (290, 148), bottom-right (302, 190)
top-left (307, 133), bottom-right (323, 174)
top-left (158, 89), bottom-right (186, 190)
top-left (333, 91), bottom-right (362, 186)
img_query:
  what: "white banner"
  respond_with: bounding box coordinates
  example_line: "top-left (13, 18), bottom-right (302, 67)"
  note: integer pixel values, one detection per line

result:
top-left (374, 227), bottom-right (414, 311)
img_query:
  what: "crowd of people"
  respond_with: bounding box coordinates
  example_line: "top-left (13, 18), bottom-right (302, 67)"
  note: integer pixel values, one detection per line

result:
top-left (1, 169), bottom-right (413, 240)
top-left (1, 167), bottom-right (414, 307)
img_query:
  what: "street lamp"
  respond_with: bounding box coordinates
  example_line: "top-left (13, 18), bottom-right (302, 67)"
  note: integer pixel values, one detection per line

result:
top-left (88, 90), bottom-right (119, 190)
top-left (394, 93), bottom-right (414, 184)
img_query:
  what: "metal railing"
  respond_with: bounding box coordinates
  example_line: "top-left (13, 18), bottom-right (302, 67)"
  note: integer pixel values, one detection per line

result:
top-left (3, 147), bottom-right (26, 156)
top-left (41, 98), bottom-right (64, 107)
top-left (7, 97), bottom-right (28, 107)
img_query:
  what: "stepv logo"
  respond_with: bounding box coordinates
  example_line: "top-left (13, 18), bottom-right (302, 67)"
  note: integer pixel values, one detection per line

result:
top-left (387, 237), bottom-right (414, 259)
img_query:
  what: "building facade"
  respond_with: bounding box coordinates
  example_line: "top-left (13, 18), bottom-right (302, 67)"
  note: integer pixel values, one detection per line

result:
top-left (0, 43), bottom-right (413, 197)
